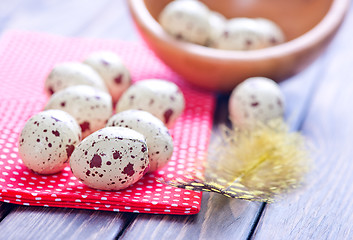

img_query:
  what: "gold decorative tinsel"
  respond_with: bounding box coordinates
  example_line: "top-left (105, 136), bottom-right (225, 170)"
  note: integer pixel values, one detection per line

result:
top-left (159, 119), bottom-right (310, 203)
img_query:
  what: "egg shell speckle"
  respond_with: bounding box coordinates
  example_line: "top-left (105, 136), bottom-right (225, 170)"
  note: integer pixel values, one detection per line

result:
top-left (256, 18), bottom-right (285, 47)
top-left (229, 77), bottom-right (285, 128)
top-left (44, 85), bottom-right (113, 138)
top-left (70, 127), bottom-right (149, 191)
top-left (159, 0), bottom-right (211, 45)
top-left (116, 79), bottom-right (185, 128)
top-left (44, 62), bottom-right (107, 95)
top-left (215, 18), bottom-right (266, 50)
top-left (83, 51), bottom-right (131, 103)
top-left (18, 109), bottom-right (81, 175)
top-left (107, 110), bottom-right (174, 172)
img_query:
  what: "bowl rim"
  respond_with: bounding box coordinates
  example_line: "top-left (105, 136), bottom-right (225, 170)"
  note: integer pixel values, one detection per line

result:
top-left (129, 0), bottom-right (350, 60)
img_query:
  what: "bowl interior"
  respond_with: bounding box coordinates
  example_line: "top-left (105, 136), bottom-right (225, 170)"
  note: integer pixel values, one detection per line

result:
top-left (144, 0), bottom-right (333, 41)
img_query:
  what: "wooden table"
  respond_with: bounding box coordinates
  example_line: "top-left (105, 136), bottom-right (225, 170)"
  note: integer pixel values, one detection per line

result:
top-left (0, 1), bottom-right (353, 239)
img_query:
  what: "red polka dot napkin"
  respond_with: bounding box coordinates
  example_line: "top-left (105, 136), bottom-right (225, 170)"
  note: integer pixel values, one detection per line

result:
top-left (0, 31), bottom-right (215, 215)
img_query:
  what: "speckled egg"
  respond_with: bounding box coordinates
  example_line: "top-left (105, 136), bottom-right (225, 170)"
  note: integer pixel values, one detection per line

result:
top-left (116, 79), bottom-right (185, 128)
top-left (215, 18), bottom-right (265, 50)
top-left (18, 109), bottom-right (81, 174)
top-left (83, 51), bottom-right (132, 103)
top-left (44, 85), bottom-right (113, 138)
top-left (107, 110), bottom-right (174, 172)
top-left (159, 0), bottom-right (211, 45)
top-left (44, 61), bottom-right (107, 95)
top-left (207, 11), bottom-right (226, 48)
top-left (228, 77), bottom-right (285, 128)
top-left (256, 18), bottom-right (285, 47)
top-left (70, 127), bottom-right (149, 191)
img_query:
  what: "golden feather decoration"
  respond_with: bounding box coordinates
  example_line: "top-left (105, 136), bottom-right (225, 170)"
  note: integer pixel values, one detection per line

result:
top-left (159, 118), bottom-right (310, 203)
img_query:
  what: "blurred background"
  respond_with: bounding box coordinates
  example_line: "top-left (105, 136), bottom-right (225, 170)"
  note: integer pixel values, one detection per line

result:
top-left (0, 0), bottom-right (137, 40)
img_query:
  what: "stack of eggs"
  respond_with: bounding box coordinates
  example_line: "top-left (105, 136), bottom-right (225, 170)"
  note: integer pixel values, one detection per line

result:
top-left (18, 51), bottom-right (185, 191)
top-left (159, 0), bottom-right (285, 50)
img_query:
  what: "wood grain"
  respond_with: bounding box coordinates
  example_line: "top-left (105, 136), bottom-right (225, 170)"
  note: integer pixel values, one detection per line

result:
top-left (121, 95), bottom-right (262, 240)
top-left (0, 205), bottom-right (132, 240)
top-left (0, 0), bottom-right (351, 239)
top-left (121, 193), bottom-right (261, 240)
top-left (253, 3), bottom-right (353, 240)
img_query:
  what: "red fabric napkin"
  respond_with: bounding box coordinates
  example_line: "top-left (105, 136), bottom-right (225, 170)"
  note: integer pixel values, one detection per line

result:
top-left (0, 31), bottom-right (215, 215)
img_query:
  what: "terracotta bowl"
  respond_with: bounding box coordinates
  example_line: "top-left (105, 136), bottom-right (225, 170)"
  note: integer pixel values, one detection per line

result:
top-left (128, 0), bottom-right (350, 92)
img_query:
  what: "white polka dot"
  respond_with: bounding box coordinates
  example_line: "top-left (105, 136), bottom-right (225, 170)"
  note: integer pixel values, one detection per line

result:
top-left (113, 209), bottom-right (119, 212)
top-left (125, 206), bottom-right (131, 210)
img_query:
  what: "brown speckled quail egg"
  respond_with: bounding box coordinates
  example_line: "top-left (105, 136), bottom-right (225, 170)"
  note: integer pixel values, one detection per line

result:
top-left (215, 18), bottom-right (265, 51)
top-left (44, 61), bottom-right (107, 95)
top-left (256, 18), bottom-right (285, 47)
top-left (44, 85), bottom-right (113, 138)
top-left (229, 77), bottom-right (285, 128)
top-left (83, 51), bottom-right (132, 103)
top-left (116, 79), bottom-right (185, 128)
top-left (159, 0), bottom-right (211, 45)
top-left (107, 110), bottom-right (174, 172)
top-left (207, 11), bottom-right (226, 48)
top-left (70, 127), bottom-right (149, 191)
top-left (18, 109), bottom-right (81, 175)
